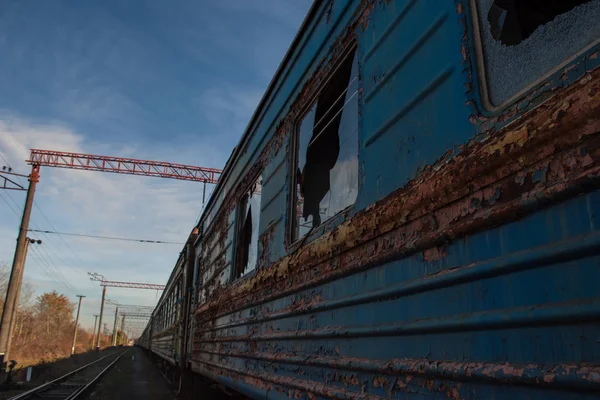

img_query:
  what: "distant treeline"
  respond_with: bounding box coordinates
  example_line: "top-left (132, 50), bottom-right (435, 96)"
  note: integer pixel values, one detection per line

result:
top-left (0, 264), bottom-right (109, 366)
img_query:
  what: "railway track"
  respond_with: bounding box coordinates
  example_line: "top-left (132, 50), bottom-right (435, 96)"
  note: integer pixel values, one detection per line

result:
top-left (9, 348), bottom-right (130, 400)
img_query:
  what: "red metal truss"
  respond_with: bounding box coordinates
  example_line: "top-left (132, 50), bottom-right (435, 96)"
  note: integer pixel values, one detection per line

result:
top-left (89, 273), bottom-right (165, 290)
top-left (99, 279), bottom-right (165, 290)
top-left (0, 170), bottom-right (28, 191)
top-left (119, 313), bottom-right (152, 319)
top-left (28, 149), bottom-right (221, 184)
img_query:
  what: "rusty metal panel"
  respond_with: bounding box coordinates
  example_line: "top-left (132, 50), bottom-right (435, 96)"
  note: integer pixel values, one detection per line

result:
top-left (151, 333), bottom-right (176, 365)
top-left (359, 0), bottom-right (477, 206)
top-left (185, 0), bottom-right (600, 399)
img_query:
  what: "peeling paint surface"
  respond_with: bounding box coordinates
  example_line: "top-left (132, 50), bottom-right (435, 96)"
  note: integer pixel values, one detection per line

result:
top-left (138, 0), bottom-right (600, 399)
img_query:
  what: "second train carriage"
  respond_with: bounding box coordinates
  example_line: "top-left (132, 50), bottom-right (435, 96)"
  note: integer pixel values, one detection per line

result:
top-left (140, 0), bottom-right (600, 398)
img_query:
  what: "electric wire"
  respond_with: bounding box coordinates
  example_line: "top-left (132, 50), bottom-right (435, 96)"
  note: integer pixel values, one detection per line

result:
top-left (0, 159), bottom-right (90, 275)
top-left (27, 229), bottom-right (184, 244)
top-left (1, 186), bottom-right (85, 277)
top-left (0, 151), bottom-right (11, 168)
top-left (33, 202), bottom-right (91, 267)
top-left (0, 190), bottom-right (21, 219)
top-left (33, 241), bottom-right (78, 292)
top-left (28, 249), bottom-right (75, 293)
top-left (0, 176), bottom-right (79, 293)
top-left (28, 245), bottom-right (76, 294)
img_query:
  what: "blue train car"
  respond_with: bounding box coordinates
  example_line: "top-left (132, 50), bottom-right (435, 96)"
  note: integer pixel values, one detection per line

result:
top-left (143, 0), bottom-right (600, 398)
top-left (137, 232), bottom-right (199, 383)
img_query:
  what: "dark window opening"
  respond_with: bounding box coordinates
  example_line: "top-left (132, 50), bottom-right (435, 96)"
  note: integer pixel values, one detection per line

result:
top-left (488, 0), bottom-right (593, 46)
top-left (194, 255), bottom-right (204, 304)
top-left (232, 175), bottom-right (261, 280)
top-left (291, 47), bottom-right (359, 241)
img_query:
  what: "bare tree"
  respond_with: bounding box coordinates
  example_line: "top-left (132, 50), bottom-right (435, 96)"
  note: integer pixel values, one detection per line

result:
top-left (0, 263), bottom-right (90, 363)
top-left (0, 262), bottom-right (10, 304)
top-left (0, 262), bottom-right (35, 311)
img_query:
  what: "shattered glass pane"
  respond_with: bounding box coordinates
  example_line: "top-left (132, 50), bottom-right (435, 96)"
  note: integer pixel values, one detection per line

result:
top-left (234, 174), bottom-right (262, 279)
top-left (293, 49), bottom-right (359, 241)
top-left (475, 0), bottom-right (600, 105)
top-left (488, 0), bottom-right (594, 46)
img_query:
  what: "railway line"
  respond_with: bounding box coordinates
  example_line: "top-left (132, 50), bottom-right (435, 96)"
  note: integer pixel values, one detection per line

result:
top-left (9, 349), bottom-right (130, 400)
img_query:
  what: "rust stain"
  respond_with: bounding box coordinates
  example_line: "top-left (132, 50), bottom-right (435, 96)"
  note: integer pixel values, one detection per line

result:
top-left (346, 374), bottom-right (360, 386)
top-left (195, 1), bottom-right (377, 291)
top-left (187, 3), bottom-right (600, 396)
top-left (423, 245), bottom-right (448, 262)
top-left (257, 222), bottom-right (277, 269)
top-left (562, 64), bottom-right (578, 82)
top-left (195, 65), bottom-right (600, 328)
top-left (485, 125), bottom-right (529, 155)
top-left (372, 375), bottom-right (385, 388)
top-left (195, 349), bottom-right (600, 389)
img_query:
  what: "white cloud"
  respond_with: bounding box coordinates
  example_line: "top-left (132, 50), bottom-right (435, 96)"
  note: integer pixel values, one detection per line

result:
top-left (0, 114), bottom-right (207, 329)
top-left (0, 0), bottom-right (312, 336)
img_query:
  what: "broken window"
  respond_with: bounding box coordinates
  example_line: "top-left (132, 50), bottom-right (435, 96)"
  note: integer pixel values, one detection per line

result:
top-left (473, 0), bottom-right (600, 106)
top-left (291, 47), bottom-right (359, 242)
top-left (232, 174), bottom-right (262, 280)
top-left (488, 0), bottom-right (593, 46)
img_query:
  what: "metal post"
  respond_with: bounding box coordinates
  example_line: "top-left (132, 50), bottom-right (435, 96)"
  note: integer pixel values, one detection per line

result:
top-left (5, 240), bottom-right (28, 358)
top-left (0, 165), bottom-right (40, 368)
top-left (120, 316), bottom-right (126, 345)
top-left (91, 315), bottom-right (98, 350)
top-left (71, 295), bottom-right (85, 355)
top-left (111, 307), bottom-right (119, 346)
top-left (5, 238), bottom-right (41, 358)
top-left (95, 286), bottom-right (106, 350)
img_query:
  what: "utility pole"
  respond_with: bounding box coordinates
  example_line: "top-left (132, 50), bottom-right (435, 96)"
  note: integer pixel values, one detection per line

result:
top-left (95, 287), bottom-right (106, 350)
top-left (91, 315), bottom-right (98, 350)
top-left (111, 305), bottom-right (119, 346)
top-left (88, 273), bottom-right (164, 348)
top-left (5, 238), bottom-right (41, 357)
top-left (0, 165), bottom-right (40, 371)
top-left (113, 314), bottom-right (119, 346)
top-left (120, 316), bottom-right (126, 345)
top-left (104, 299), bottom-right (120, 346)
top-left (71, 295), bottom-right (85, 356)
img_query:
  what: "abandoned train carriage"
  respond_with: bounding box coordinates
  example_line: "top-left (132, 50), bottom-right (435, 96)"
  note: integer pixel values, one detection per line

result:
top-left (140, 0), bottom-right (600, 398)
top-left (138, 243), bottom-right (192, 377)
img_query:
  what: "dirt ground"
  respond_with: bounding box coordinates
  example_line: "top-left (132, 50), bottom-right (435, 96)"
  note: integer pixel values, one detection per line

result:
top-left (0, 347), bottom-right (118, 400)
top-left (89, 347), bottom-right (175, 400)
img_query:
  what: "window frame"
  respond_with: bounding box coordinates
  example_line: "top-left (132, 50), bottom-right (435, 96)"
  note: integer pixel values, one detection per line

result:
top-left (468, 0), bottom-right (600, 112)
top-left (287, 42), bottom-right (360, 246)
top-left (231, 170), bottom-right (263, 281)
top-left (193, 253), bottom-right (203, 305)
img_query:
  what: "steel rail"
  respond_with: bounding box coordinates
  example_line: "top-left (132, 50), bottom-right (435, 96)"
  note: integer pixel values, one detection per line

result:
top-left (64, 348), bottom-right (131, 400)
top-left (9, 348), bottom-right (130, 400)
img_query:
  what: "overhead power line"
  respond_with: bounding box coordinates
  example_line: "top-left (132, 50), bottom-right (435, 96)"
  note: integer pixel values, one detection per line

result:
top-left (0, 160), bottom-right (81, 293)
top-left (0, 152), bottom-right (12, 167)
top-left (0, 158), bottom-right (88, 272)
top-left (33, 202), bottom-right (89, 270)
top-left (0, 177), bottom-right (87, 277)
top-left (0, 191), bottom-right (21, 217)
top-left (27, 229), bottom-right (184, 244)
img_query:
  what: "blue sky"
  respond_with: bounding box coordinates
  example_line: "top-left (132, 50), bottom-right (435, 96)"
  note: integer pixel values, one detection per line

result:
top-left (0, 0), bottom-right (311, 334)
